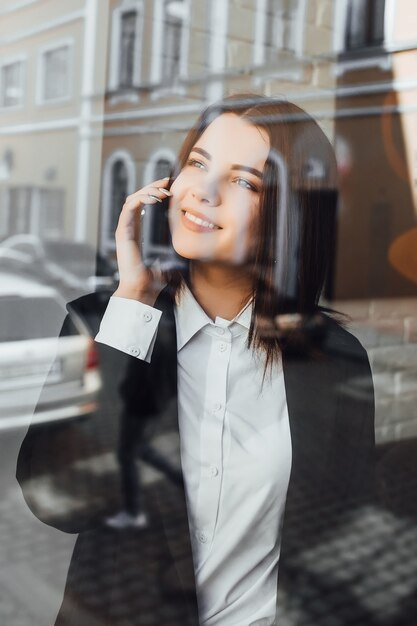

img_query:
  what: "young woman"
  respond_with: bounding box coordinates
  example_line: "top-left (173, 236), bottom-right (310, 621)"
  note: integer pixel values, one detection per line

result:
top-left (18, 95), bottom-right (375, 626)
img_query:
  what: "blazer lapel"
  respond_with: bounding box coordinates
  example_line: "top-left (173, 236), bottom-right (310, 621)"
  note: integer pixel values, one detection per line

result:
top-left (149, 288), bottom-right (199, 614)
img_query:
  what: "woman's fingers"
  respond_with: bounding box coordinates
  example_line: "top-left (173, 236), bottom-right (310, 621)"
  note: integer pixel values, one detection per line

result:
top-left (130, 184), bottom-right (172, 202)
top-left (117, 183), bottom-right (172, 237)
top-left (125, 178), bottom-right (172, 204)
top-left (113, 178), bottom-right (173, 299)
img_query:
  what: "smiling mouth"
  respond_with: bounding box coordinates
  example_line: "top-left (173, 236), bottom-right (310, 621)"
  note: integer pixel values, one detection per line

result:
top-left (182, 210), bottom-right (221, 230)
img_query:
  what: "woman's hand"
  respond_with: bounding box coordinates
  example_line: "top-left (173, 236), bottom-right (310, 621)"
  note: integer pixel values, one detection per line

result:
top-left (113, 178), bottom-right (172, 305)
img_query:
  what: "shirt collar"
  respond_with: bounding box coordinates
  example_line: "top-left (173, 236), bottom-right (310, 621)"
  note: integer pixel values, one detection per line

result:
top-left (174, 283), bottom-right (252, 351)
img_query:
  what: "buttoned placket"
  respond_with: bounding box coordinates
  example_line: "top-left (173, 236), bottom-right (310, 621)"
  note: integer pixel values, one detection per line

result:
top-left (193, 322), bottom-right (232, 564)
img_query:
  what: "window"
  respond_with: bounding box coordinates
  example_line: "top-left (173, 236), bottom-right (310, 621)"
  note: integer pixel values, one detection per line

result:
top-left (6, 187), bottom-right (65, 237)
top-left (119, 10), bottom-right (138, 88)
top-left (109, 3), bottom-right (143, 93)
top-left (154, 158), bottom-right (172, 180)
top-left (162, 1), bottom-right (185, 81)
top-left (143, 149), bottom-right (176, 185)
top-left (0, 60), bottom-right (24, 108)
top-left (264, 0), bottom-right (301, 60)
top-left (101, 151), bottom-right (136, 252)
top-left (40, 43), bottom-right (72, 103)
top-left (39, 189), bottom-right (65, 238)
top-left (151, 0), bottom-right (189, 88)
top-left (345, 0), bottom-right (386, 50)
top-left (7, 187), bottom-right (32, 235)
top-left (109, 160), bottom-right (129, 238)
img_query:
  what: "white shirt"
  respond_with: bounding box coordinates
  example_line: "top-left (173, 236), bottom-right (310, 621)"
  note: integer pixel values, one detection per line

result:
top-left (95, 286), bottom-right (292, 626)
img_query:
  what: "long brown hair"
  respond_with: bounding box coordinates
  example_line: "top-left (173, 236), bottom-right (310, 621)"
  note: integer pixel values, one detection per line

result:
top-left (164, 94), bottom-right (339, 368)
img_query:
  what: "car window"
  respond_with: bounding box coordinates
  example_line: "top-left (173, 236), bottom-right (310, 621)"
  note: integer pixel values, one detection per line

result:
top-left (0, 296), bottom-right (79, 342)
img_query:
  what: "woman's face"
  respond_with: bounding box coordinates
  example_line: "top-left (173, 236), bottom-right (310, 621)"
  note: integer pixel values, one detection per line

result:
top-left (169, 113), bottom-right (270, 265)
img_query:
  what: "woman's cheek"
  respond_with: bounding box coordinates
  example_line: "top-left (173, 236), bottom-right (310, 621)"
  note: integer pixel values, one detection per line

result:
top-left (235, 207), bottom-right (259, 263)
top-left (168, 203), bottom-right (183, 248)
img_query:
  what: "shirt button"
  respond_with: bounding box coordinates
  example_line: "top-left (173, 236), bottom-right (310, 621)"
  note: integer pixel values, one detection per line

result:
top-left (216, 327), bottom-right (225, 335)
top-left (219, 342), bottom-right (227, 352)
top-left (128, 346), bottom-right (140, 357)
top-left (213, 402), bottom-right (222, 412)
top-left (209, 465), bottom-right (219, 477)
top-left (142, 311), bottom-right (153, 322)
top-left (198, 532), bottom-right (208, 544)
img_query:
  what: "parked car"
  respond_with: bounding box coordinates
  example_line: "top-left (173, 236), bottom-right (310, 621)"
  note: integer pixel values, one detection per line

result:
top-left (0, 272), bottom-right (101, 431)
top-left (0, 234), bottom-right (118, 301)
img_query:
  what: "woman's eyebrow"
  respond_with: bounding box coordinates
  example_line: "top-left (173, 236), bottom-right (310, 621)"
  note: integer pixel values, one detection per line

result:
top-left (231, 165), bottom-right (263, 180)
top-left (191, 146), bottom-right (211, 160)
top-left (191, 147), bottom-right (263, 179)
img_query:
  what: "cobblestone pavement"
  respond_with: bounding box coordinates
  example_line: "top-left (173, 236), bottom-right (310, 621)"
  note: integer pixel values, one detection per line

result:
top-left (2, 342), bottom-right (417, 625)
top-left (1, 423), bottom-right (417, 625)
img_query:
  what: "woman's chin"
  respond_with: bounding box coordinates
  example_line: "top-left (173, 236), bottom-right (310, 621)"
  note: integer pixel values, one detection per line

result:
top-left (171, 232), bottom-right (250, 266)
top-left (173, 247), bottom-right (213, 263)
top-left (172, 235), bottom-right (216, 262)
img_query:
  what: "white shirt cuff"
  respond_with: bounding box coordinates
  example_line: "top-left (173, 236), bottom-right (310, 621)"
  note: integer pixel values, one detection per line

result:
top-left (95, 296), bottom-right (162, 363)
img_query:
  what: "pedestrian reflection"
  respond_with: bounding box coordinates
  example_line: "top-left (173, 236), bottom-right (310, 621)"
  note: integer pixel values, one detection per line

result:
top-left (104, 354), bottom-right (183, 530)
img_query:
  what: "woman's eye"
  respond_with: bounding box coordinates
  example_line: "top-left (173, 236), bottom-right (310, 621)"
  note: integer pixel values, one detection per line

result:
top-left (234, 177), bottom-right (257, 192)
top-left (187, 158), bottom-right (206, 169)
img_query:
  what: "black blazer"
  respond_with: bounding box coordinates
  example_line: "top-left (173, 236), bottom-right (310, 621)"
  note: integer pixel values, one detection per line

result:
top-left (16, 288), bottom-right (375, 626)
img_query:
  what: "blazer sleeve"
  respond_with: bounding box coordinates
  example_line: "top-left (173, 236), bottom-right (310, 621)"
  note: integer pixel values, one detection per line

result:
top-left (15, 292), bottom-right (158, 534)
top-left (16, 297), bottom-right (101, 533)
top-left (331, 325), bottom-right (376, 505)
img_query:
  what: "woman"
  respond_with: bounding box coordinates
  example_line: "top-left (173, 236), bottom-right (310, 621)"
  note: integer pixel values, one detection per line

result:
top-left (18, 95), bottom-right (375, 625)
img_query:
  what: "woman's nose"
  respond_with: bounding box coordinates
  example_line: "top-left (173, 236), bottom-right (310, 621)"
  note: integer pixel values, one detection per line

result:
top-left (192, 178), bottom-right (221, 206)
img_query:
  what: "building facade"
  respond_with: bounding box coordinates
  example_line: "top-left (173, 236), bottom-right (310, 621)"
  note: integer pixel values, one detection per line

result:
top-left (0, 0), bottom-right (108, 248)
top-left (1, 0), bottom-right (416, 301)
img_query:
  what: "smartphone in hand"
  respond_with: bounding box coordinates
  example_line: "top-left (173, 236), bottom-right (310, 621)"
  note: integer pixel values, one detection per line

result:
top-left (140, 195), bottom-right (187, 271)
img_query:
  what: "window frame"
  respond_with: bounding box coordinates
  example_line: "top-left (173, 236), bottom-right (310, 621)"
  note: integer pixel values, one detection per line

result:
top-left (143, 148), bottom-right (176, 186)
top-left (150, 0), bottom-right (191, 95)
top-left (5, 186), bottom-right (65, 238)
top-left (333, 0), bottom-right (395, 75)
top-left (36, 38), bottom-right (74, 106)
top-left (38, 188), bottom-right (65, 238)
top-left (108, 1), bottom-right (144, 95)
top-left (253, 0), bottom-right (307, 67)
top-left (345, 0), bottom-right (386, 51)
top-left (6, 186), bottom-right (34, 235)
top-left (0, 54), bottom-right (26, 111)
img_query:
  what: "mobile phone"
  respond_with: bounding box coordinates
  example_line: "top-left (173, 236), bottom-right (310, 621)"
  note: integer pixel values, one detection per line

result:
top-left (140, 195), bottom-right (187, 271)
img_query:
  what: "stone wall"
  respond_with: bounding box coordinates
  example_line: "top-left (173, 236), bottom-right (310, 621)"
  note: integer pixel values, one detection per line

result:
top-left (336, 298), bottom-right (417, 445)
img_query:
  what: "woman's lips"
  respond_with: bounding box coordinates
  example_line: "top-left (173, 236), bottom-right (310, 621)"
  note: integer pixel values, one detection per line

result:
top-left (181, 210), bottom-right (221, 232)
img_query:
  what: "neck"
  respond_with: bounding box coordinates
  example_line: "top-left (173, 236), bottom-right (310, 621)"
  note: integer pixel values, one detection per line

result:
top-left (189, 262), bottom-right (253, 321)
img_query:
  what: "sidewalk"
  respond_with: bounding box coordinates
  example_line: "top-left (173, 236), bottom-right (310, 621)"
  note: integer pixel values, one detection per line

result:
top-left (3, 428), bottom-right (417, 625)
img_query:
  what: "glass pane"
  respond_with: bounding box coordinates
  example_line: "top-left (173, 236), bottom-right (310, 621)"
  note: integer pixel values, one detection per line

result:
top-left (110, 160), bottom-right (129, 237)
top-left (119, 10), bottom-right (137, 88)
top-left (346, 0), bottom-right (368, 49)
top-left (7, 3), bottom-right (417, 626)
top-left (7, 188), bottom-right (32, 235)
top-left (154, 158), bottom-right (172, 180)
top-left (371, 0), bottom-right (386, 44)
top-left (345, 0), bottom-right (385, 49)
top-left (265, 0), bottom-right (284, 60)
top-left (43, 46), bottom-right (69, 100)
top-left (39, 189), bottom-right (65, 238)
top-left (162, 1), bottom-right (183, 81)
top-left (1, 61), bottom-right (22, 107)
top-left (265, 0), bottom-right (298, 60)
